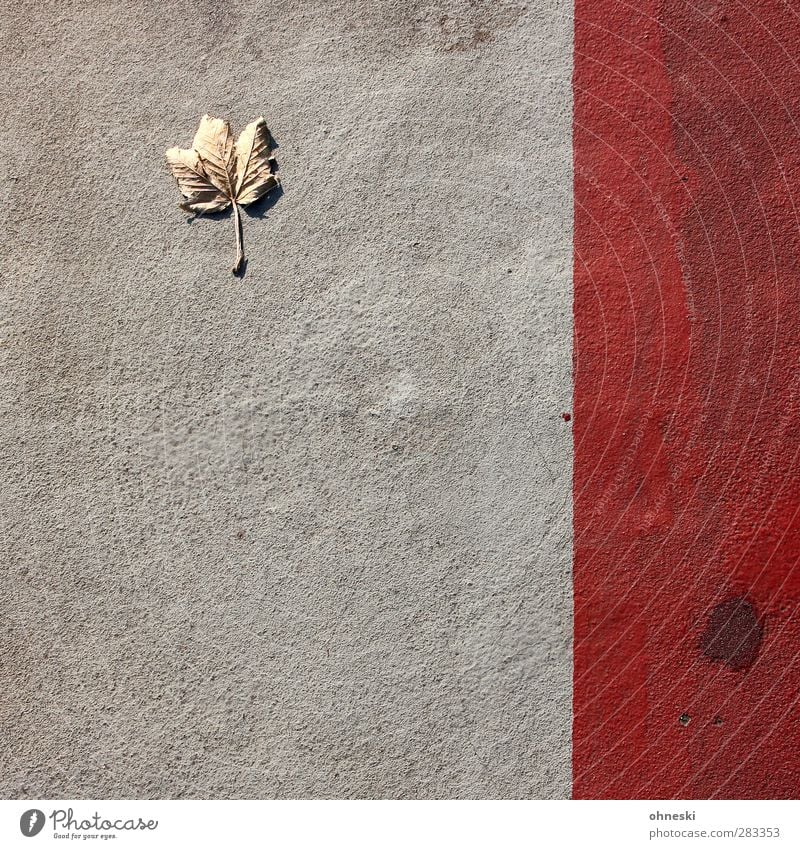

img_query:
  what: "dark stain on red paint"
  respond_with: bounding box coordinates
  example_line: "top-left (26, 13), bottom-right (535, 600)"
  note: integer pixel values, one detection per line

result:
top-left (700, 598), bottom-right (763, 672)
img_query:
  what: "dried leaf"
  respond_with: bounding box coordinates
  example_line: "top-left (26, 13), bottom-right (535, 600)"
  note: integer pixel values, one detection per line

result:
top-left (235, 117), bottom-right (279, 205)
top-left (166, 114), bottom-right (280, 273)
top-left (165, 147), bottom-right (230, 215)
top-left (191, 115), bottom-right (236, 198)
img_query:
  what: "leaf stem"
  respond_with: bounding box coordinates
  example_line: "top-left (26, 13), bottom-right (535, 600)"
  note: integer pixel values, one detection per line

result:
top-left (232, 202), bottom-right (244, 273)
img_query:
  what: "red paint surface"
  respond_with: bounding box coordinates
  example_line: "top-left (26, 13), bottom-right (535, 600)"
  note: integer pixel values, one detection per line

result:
top-left (573, 0), bottom-right (800, 798)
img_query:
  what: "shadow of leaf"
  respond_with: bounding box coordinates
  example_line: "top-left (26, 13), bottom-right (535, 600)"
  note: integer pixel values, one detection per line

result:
top-left (242, 183), bottom-right (284, 219)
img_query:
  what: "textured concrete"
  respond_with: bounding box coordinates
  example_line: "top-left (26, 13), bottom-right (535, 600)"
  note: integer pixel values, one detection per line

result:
top-left (0, 0), bottom-right (573, 798)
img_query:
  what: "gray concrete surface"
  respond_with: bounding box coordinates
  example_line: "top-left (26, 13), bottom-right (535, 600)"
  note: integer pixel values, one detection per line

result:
top-left (0, 0), bottom-right (573, 798)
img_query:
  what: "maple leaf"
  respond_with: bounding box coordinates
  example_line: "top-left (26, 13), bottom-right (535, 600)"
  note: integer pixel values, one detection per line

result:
top-left (166, 115), bottom-right (280, 273)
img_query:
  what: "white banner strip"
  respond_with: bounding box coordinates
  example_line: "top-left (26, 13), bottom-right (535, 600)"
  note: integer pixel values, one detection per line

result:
top-left (1, 800), bottom-right (798, 848)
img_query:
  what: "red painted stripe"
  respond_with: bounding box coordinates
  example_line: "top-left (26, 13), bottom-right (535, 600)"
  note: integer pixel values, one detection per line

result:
top-left (573, 0), bottom-right (800, 798)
